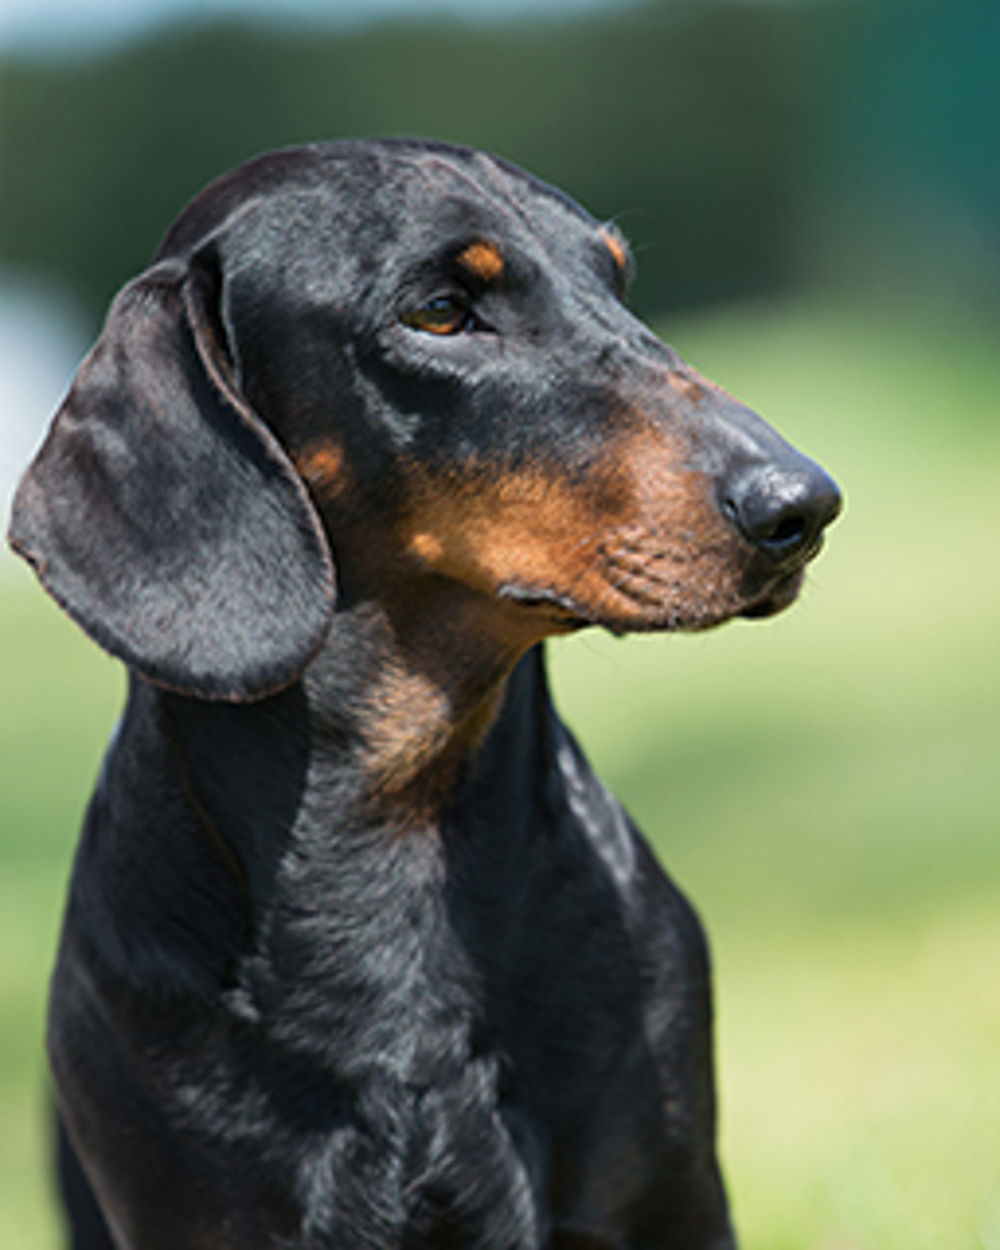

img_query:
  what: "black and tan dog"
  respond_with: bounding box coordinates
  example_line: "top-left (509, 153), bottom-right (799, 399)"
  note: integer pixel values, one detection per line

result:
top-left (9, 139), bottom-right (840, 1249)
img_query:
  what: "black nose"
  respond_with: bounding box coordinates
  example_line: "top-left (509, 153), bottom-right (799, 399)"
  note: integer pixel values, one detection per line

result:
top-left (724, 459), bottom-right (842, 566)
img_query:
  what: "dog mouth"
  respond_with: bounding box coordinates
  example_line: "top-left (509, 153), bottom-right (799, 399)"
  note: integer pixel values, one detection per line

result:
top-left (498, 541), bottom-right (816, 635)
top-left (737, 566), bottom-right (807, 620)
top-left (498, 583), bottom-right (594, 630)
top-left (737, 528), bottom-right (827, 620)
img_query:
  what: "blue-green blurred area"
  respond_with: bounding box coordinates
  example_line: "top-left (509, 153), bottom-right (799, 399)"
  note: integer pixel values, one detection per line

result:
top-left (2, 0), bottom-right (1000, 325)
top-left (2, 1), bottom-right (999, 1247)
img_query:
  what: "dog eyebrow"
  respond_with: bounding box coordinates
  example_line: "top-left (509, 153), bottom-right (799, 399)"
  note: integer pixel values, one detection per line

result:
top-left (599, 225), bottom-right (632, 278)
top-left (455, 240), bottom-right (505, 284)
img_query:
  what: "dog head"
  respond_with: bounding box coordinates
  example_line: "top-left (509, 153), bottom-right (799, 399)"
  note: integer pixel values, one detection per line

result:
top-left (8, 139), bottom-right (840, 700)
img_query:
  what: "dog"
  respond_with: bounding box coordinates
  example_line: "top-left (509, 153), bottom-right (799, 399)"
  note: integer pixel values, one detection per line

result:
top-left (9, 139), bottom-right (840, 1249)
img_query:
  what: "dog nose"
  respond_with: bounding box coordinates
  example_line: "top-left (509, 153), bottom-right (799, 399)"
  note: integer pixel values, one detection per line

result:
top-left (724, 459), bottom-right (841, 565)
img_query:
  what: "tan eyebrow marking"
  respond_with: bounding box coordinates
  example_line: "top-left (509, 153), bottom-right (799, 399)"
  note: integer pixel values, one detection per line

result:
top-left (600, 225), bottom-right (630, 275)
top-left (456, 240), bottom-right (505, 284)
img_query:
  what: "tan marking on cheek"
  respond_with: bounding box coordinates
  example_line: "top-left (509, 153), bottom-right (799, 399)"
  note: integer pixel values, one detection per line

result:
top-left (402, 467), bottom-right (606, 603)
top-left (407, 531), bottom-right (445, 565)
top-left (457, 240), bottom-right (505, 284)
top-left (593, 422), bottom-right (757, 629)
top-left (293, 441), bottom-right (349, 501)
top-left (398, 402), bottom-right (764, 636)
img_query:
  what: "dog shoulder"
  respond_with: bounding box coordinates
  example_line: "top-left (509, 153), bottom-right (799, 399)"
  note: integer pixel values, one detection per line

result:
top-left (548, 713), bottom-right (713, 983)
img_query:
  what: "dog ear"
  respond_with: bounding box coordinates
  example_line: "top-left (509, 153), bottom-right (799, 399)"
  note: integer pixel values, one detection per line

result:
top-left (7, 253), bottom-right (336, 701)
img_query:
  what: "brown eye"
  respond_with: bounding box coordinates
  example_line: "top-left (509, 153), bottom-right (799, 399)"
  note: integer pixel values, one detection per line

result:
top-left (402, 296), bottom-right (472, 336)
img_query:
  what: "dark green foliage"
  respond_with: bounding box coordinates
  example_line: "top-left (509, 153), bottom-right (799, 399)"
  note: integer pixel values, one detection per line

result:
top-left (4, 0), bottom-right (1000, 329)
top-left (0, 3), bottom-right (806, 326)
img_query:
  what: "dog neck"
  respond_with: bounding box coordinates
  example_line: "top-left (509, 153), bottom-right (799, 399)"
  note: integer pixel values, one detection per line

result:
top-left (302, 582), bottom-right (548, 823)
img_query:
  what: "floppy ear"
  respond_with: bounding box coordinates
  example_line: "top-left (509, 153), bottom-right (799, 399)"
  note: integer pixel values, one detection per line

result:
top-left (7, 253), bottom-right (336, 701)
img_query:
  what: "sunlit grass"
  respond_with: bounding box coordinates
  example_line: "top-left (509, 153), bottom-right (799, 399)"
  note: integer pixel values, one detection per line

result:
top-left (716, 909), bottom-right (1000, 1250)
top-left (2, 294), bottom-right (998, 1246)
top-left (0, 564), bottom-right (121, 1249)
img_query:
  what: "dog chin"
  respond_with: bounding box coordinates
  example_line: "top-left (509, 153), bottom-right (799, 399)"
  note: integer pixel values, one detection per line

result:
top-left (500, 565), bottom-right (808, 637)
top-left (738, 567), bottom-right (807, 620)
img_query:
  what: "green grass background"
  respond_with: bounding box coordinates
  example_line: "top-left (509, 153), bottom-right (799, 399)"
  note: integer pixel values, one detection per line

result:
top-left (2, 295), bottom-right (998, 1248)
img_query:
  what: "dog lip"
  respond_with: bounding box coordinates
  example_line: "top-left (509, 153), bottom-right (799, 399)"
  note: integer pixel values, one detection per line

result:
top-left (497, 582), bottom-right (593, 627)
top-left (785, 530), bottom-right (825, 569)
top-left (739, 567), bottom-right (807, 620)
top-left (498, 536), bottom-right (818, 631)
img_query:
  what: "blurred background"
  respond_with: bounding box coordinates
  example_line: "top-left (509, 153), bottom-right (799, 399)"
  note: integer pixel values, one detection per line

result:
top-left (1, 0), bottom-right (998, 1246)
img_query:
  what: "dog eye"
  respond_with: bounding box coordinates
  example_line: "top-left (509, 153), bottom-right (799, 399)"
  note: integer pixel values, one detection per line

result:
top-left (402, 296), bottom-right (473, 336)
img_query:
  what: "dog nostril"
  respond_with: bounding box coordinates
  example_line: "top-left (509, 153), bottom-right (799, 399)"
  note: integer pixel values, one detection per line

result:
top-left (763, 513), bottom-right (809, 550)
top-left (725, 465), bottom-right (841, 564)
top-left (724, 495), bottom-right (809, 551)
